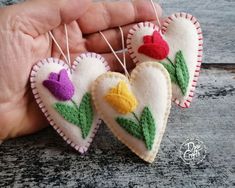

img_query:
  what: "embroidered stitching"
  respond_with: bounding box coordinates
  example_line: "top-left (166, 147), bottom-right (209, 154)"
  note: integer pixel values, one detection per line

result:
top-left (31, 53), bottom-right (108, 153)
top-left (161, 62), bottom-right (177, 84)
top-left (54, 103), bottom-right (80, 125)
top-left (138, 31), bottom-right (169, 60)
top-left (43, 69), bottom-right (75, 101)
top-left (104, 81), bottom-right (138, 114)
top-left (105, 81), bottom-right (156, 150)
top-left (161, 51), bottom-right (189, 96)
top-left (116, 117), bottom-right (144, 140)
top-left (175, 51), bottom-right (189, 95)
top-left (77, 93), bottom-right (94, 138)
top-left (126, 12), bottom-right (203, 108)
top-left (54, 92), bottom-right (94, 139)
top-left (140, 107), bottom-right (156, 150)
top-left (115, 106), bottom-right (156, 150)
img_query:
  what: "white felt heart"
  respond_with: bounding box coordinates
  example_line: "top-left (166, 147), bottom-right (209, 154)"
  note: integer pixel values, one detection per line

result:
top-left (30, 53), bottom-right (109, 153)
top-left (127, 12), bottom-right (203, 108)
top-left (92, 62), bottom-right (172, 163)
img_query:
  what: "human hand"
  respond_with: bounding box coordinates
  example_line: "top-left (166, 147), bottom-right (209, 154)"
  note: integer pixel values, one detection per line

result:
top-left (0, 0), bottom-right (162, 140)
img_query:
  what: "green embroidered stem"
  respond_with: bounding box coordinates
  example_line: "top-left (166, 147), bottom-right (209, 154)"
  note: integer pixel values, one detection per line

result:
top-left (175, 51), bottom-right (189, 95)
top-left (116, 117), bottom-right (144, 140)
top-left (166, 57), bottom-right (175, 67)
top-left (161, 62), bottom-right (178, 84)
top-left (116, 107), bottom-right (156, 151)
top-left (162, 51), bottom-right (190, 96)
top-left (140, 107), bottom-right (156, 150)
top-left (77, 93), bottom-right (94, 139)
top-left (132, 112), bottom-right (140, 124)
top-left (71, 99), bottom-right (79, 111)
top-left (54, 103), bottom-right (80, 126)
top-left (53, 93), bottom-right (94, 139)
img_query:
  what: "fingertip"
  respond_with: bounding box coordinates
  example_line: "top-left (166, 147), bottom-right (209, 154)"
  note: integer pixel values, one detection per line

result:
top-left (133, 0), bottom-right (163, 22)
top-left (10, 0), bottom-right (92, 36)
top-left (60, 0), bottom-right (92, 23)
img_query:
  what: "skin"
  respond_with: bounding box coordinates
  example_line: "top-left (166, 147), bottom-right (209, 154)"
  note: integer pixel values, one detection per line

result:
top-left (0, 0), bottom-right (162, 140)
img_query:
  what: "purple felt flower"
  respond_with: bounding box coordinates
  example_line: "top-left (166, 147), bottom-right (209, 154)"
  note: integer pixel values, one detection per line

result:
top-left (43, 69), bottom-right (75, 101)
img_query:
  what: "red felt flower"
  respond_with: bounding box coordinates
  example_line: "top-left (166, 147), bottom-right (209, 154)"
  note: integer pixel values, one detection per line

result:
top-left (138, 31), bottom-right (169, 60)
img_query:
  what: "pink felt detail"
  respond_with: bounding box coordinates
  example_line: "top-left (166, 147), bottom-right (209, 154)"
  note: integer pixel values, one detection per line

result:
top-left (138, 31), bottom-right (169, 60)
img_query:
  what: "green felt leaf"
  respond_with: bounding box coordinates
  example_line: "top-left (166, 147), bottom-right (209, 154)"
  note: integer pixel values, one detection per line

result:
top-left (140, 107), bottom-right (156, 150)
top-left (161, 62), bottom-right (178, 84)
top-left (54, 103), bottom-right (80, 126)
top-left (116, 117), bottom-right (144, 140)
top-left (54, 93), bottom-right (94, 139)
top-left (175, 51), bottom-right (189, 95)
top-left (77, 93), bottom-right (94, 139)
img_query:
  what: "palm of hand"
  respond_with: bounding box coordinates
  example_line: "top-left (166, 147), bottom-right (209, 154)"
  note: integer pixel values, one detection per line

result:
top-left (0, 21), bottom-right (87, 139)
top-left (0, 0), bottom-right (161, 140)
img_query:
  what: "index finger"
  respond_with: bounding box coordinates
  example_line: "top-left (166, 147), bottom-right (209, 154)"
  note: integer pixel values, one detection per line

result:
top-left (78, 0), bottom-right (162, 34)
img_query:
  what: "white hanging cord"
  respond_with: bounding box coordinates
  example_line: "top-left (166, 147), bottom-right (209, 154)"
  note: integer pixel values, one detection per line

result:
top-left (119, 26), bottom-right (126, 71)
top-left (99, 28), bottom-right (130, 78)
top-left (48, 24), bottom-right (71, 67)
top-left (64, 24), bottom-right (71, 67)
top-left (150, 0), bottom-right (162, 30)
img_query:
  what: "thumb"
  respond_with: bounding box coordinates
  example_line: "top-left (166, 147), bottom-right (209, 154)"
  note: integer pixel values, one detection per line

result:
top-left (3, 0), bottom-right (91, 37)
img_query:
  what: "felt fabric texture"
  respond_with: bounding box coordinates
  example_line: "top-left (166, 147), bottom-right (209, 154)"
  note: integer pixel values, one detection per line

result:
top-left (138, 31), bottom-right (169, 60)
top-left (162, 51), bottom-right (190, 95)
top-left (175, 51), bottom-right (190, 95)
top-left (115, 106), bottom-right (156, 151)
top-left (127, 12), bottom-right (203, 108)
top-left (91, 62), bottom-right (172, 163)
top-left (53, 103), bottom-right (81, 125)
top-left (43, 69), bottom-right (75, 101)
top-left (30, 53), bottom-right (109, 153)
top-left (53, 93), bottom-right (93, 139)
top-left (76, 93), bottom-right (94, 138)
top-left (105, 81), bottom-right (138, 114)
top-left (140, 107), bottom-right (156, 150)
top-left (106, 80), bottom-right (156, 151)
top-left (161, 61), bottom-right (178, 84)
top-left (116, 117), bottom-right (144, 140)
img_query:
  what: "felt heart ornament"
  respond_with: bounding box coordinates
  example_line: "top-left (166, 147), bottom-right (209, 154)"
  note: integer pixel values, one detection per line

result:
top-left (92, 62), bottom-right (172, 163)
top-left (30, 53), bottom-right (109, 153)
top-left (127, 12), bottom-right (203, 108)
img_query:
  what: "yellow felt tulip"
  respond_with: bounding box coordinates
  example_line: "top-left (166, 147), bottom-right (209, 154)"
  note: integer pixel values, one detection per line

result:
top-left (105, 81), bottom-right (138, 114)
